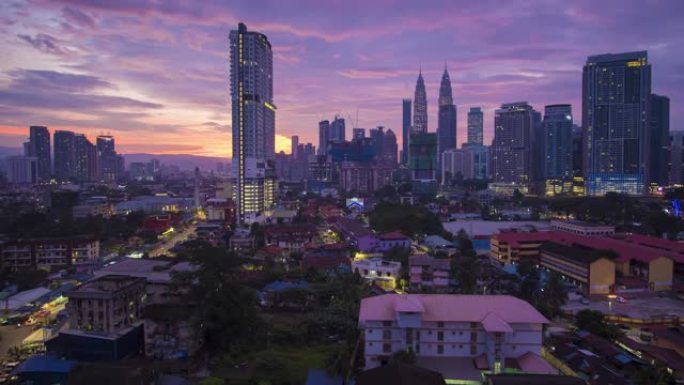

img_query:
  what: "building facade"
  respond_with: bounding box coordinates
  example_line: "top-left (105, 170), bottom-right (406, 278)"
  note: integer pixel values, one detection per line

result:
top-left (413, 71), bottom-right (428, 134)
top-left (330, 116), bottom-right (346, 143)
top-left (409, 254), bottom-right (450, 291)
top-left (649, 94), bottom-right (670, 187)
top-left (402, 99), bottom-right (412, 165)
top-left (230, 23), bottom-right (276, 223)
top-left (468, 107), bottom-right (484, 146)
top-left (318, 120), bottom-right (330, 155)
top-left (491, 102), bottom-right (537, 186)
top-left (65, 275), bottom-right (145, 333)
top-left (583, 51), bottom-right (651, 195)
top-left (54, 130), bottom-right (76, 182)
top-left (28, 125), bottom-right (51, 182)
top-left (0, 238), bottom-right (99, 270)
top-left (359, 294), bottom-right (548, 371)
top-left (96, 135), bottom-right (118, 182)
top-left (542, 105), bottom-right (573, 185)
top-left (437, 67), bottom-right (457, 174)
top-left (5, 156), bottom-right (37, 184)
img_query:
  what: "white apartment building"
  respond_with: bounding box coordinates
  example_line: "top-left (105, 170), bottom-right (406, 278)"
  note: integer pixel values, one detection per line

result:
top-left (550, 220), bottom-right (615, 236)
top-left (352, 258), bottom-right (402, 290)
top-left (359, 294), bottom-right (549, 376)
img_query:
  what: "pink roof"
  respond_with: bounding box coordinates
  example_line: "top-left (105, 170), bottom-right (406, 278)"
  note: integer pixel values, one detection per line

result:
top-left (359, 294), bottom-right (549, 324)
top-left (481, 312), bottom-right (514, 333)
top-left (515, 351), bottom-right (556, 374)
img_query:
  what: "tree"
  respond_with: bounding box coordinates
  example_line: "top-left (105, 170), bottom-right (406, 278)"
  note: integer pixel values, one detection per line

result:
top-left (452, 253), bottom-right (479, 294)
top-left (636, 364), bottom-right (674, 385)
top-left (173, 243), bottom-right (264, 354)
top-left (390, 348), bottom-right (416, 365)
top-left (574, 309), bottom-right (622, 339)
top-left (540, 272), bottom-right (568, 319)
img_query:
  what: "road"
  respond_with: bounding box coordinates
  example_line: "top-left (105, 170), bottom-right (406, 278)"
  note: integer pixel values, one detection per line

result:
top-left (149, 223), bottom-right (196, 257)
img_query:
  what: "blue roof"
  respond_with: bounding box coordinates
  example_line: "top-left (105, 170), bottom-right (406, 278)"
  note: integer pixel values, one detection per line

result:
top-left (16, 356), bottom-right (77, 374)
top-left (613, 353), bottom-right (634, 365)
top-left (262, 280), bottom-right (310, 292)
top-left (304, 369), bottom-right (355, 385)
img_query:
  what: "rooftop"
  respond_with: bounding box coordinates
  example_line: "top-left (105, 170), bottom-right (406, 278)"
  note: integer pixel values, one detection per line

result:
top-left (540, 242), bottom-right (612, 265)
top-left (70, 275), bottom-right (145, 294)
top-left (360, 294), bottom-right (548, 324)
top-left (494, 230), bottom-right (683, 264)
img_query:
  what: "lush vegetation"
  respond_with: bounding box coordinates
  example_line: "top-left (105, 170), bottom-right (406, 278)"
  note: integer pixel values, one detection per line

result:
top-left (173, 242), bottom-right (369, 385)
top-left (369, 202), bottom-right (445, 237)
top-left (574, 309), bottom-right (623, 339)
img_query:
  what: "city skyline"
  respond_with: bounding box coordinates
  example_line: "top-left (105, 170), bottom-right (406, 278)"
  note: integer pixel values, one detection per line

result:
top-left (0, 0), bottom-right (683, 157)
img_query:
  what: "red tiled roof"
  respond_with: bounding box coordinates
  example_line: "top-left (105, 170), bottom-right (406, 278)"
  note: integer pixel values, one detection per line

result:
top-left (494, 230), bottom-right (683, 264)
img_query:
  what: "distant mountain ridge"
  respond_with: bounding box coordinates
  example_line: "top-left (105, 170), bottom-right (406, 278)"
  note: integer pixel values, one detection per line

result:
top-left (123, 153), bottom-right (230, 171)
top-left (0, 146), bottom-right (229, 171)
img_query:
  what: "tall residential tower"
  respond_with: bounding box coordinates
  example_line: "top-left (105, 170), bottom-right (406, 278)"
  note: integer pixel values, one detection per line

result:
top-left (230, 22), bottom-right (276, 223)
top-left (467, 107), bottom-right (484, 145)
top-left (583, 51), bottom-right (651, 195)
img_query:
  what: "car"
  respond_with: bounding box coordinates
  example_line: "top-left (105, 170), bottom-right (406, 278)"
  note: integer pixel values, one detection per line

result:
top-left (580, 298), bottom-right (590, 305)
top-left (616, 296), bottom-right (627, 303)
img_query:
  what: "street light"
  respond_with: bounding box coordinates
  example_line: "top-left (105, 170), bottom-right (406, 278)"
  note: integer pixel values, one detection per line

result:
top-left (607, 294), bottom-right (617, 314)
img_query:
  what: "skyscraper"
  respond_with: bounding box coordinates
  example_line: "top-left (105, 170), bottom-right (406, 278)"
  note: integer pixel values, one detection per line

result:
top-left (54, 130), bottom-right (76, 181)
top-left (670, 132), bottom-right (684, 185)
top-left (412, 71), bottom-right (427, 134)
top-left (382, 129), bottom-right (398, 165)
top-left (402, 99), bottom-right (411, 164)
top-left (330, 116), bottom-right (346, 143)
top-left (230, 22), bottom-right (276, 223)
top-left (437, 66), bottom-right (457, 173)
top-left (491, 102), bottom-right (536, 185)
top-left (542, 104), bottom-right (573, 180)
top-left (97, 135), bottom-right (117, 182)
top-left (583, 51), bottom-right (651, 196)
top-left (29, 125), bottom-right (50, 181)
top-left (467, 107), bottom-right (484, 145)
top-left (409, 132), bottom-right (438, 195)
top-left (291, 135), bottom-right (299, 158)
top-left (353, 128), bottom-right (365, 140)
top-left (318, 120), bottom-right (330, 155)
top-left (649, 94), bottom-right (670, 186)
top-left (75, 134), bottom-right (97, 182)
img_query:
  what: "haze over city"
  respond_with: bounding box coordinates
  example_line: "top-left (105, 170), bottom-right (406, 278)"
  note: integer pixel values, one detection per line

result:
top-left (1, 0), bottom-right (683, 157)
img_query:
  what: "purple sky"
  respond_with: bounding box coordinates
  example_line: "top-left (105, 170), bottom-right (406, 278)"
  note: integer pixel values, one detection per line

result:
top-left (0, 0), bottom-right (682, 157)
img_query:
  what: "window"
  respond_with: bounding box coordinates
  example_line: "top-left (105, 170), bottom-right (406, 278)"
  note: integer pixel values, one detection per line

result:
top-left (437, 345), bottom-right (444, 354)
top-left (383, 330), bottom-right (391, 340)
top-left (383, 343), bottom-right (391, 353)
top-left (383, 321), bottom-right (392, 327)
top-left (470, 343), bottom-right (477, 355)
top-left (437, 331), bottom-right (444, 341)
top-left (437, 321), bottom-right (444, 328)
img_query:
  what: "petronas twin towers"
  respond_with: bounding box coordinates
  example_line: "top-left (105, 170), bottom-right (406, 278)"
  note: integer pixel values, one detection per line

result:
top-left (409, 66), bottom-right (457, 169)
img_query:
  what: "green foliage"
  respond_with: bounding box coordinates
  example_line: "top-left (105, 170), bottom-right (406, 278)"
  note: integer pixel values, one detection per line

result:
top-left (452, 253), bottom-right (479, 294)
top-left (198, 377), bottom-right (224, 385)
top-left (575, 309), bottom-right (622, 339)
top-left (636, 364), bottom-right (674, 385)
top-left (173, 243), bottom-right (264, 354)
top-left (369, 202), bottom-right (444, 237)
top-left (1, 269), bottom-right (48, 291)
top-left (390, 348), bottom-right (416, 365)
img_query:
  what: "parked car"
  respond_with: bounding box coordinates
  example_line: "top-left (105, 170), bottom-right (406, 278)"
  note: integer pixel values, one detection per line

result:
top-left (580, 297), bottom-right (590, 305)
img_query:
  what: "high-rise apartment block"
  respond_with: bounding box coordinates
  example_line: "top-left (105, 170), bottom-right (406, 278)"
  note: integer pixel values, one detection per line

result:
top-left (230, 22), bottom-right (277, 223)
top-left (583, 51), bottom-right (651, 195)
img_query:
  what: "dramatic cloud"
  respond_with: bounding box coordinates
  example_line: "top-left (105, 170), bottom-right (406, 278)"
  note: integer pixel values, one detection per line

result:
top-left (0, 0), bottom-right (682, 156)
